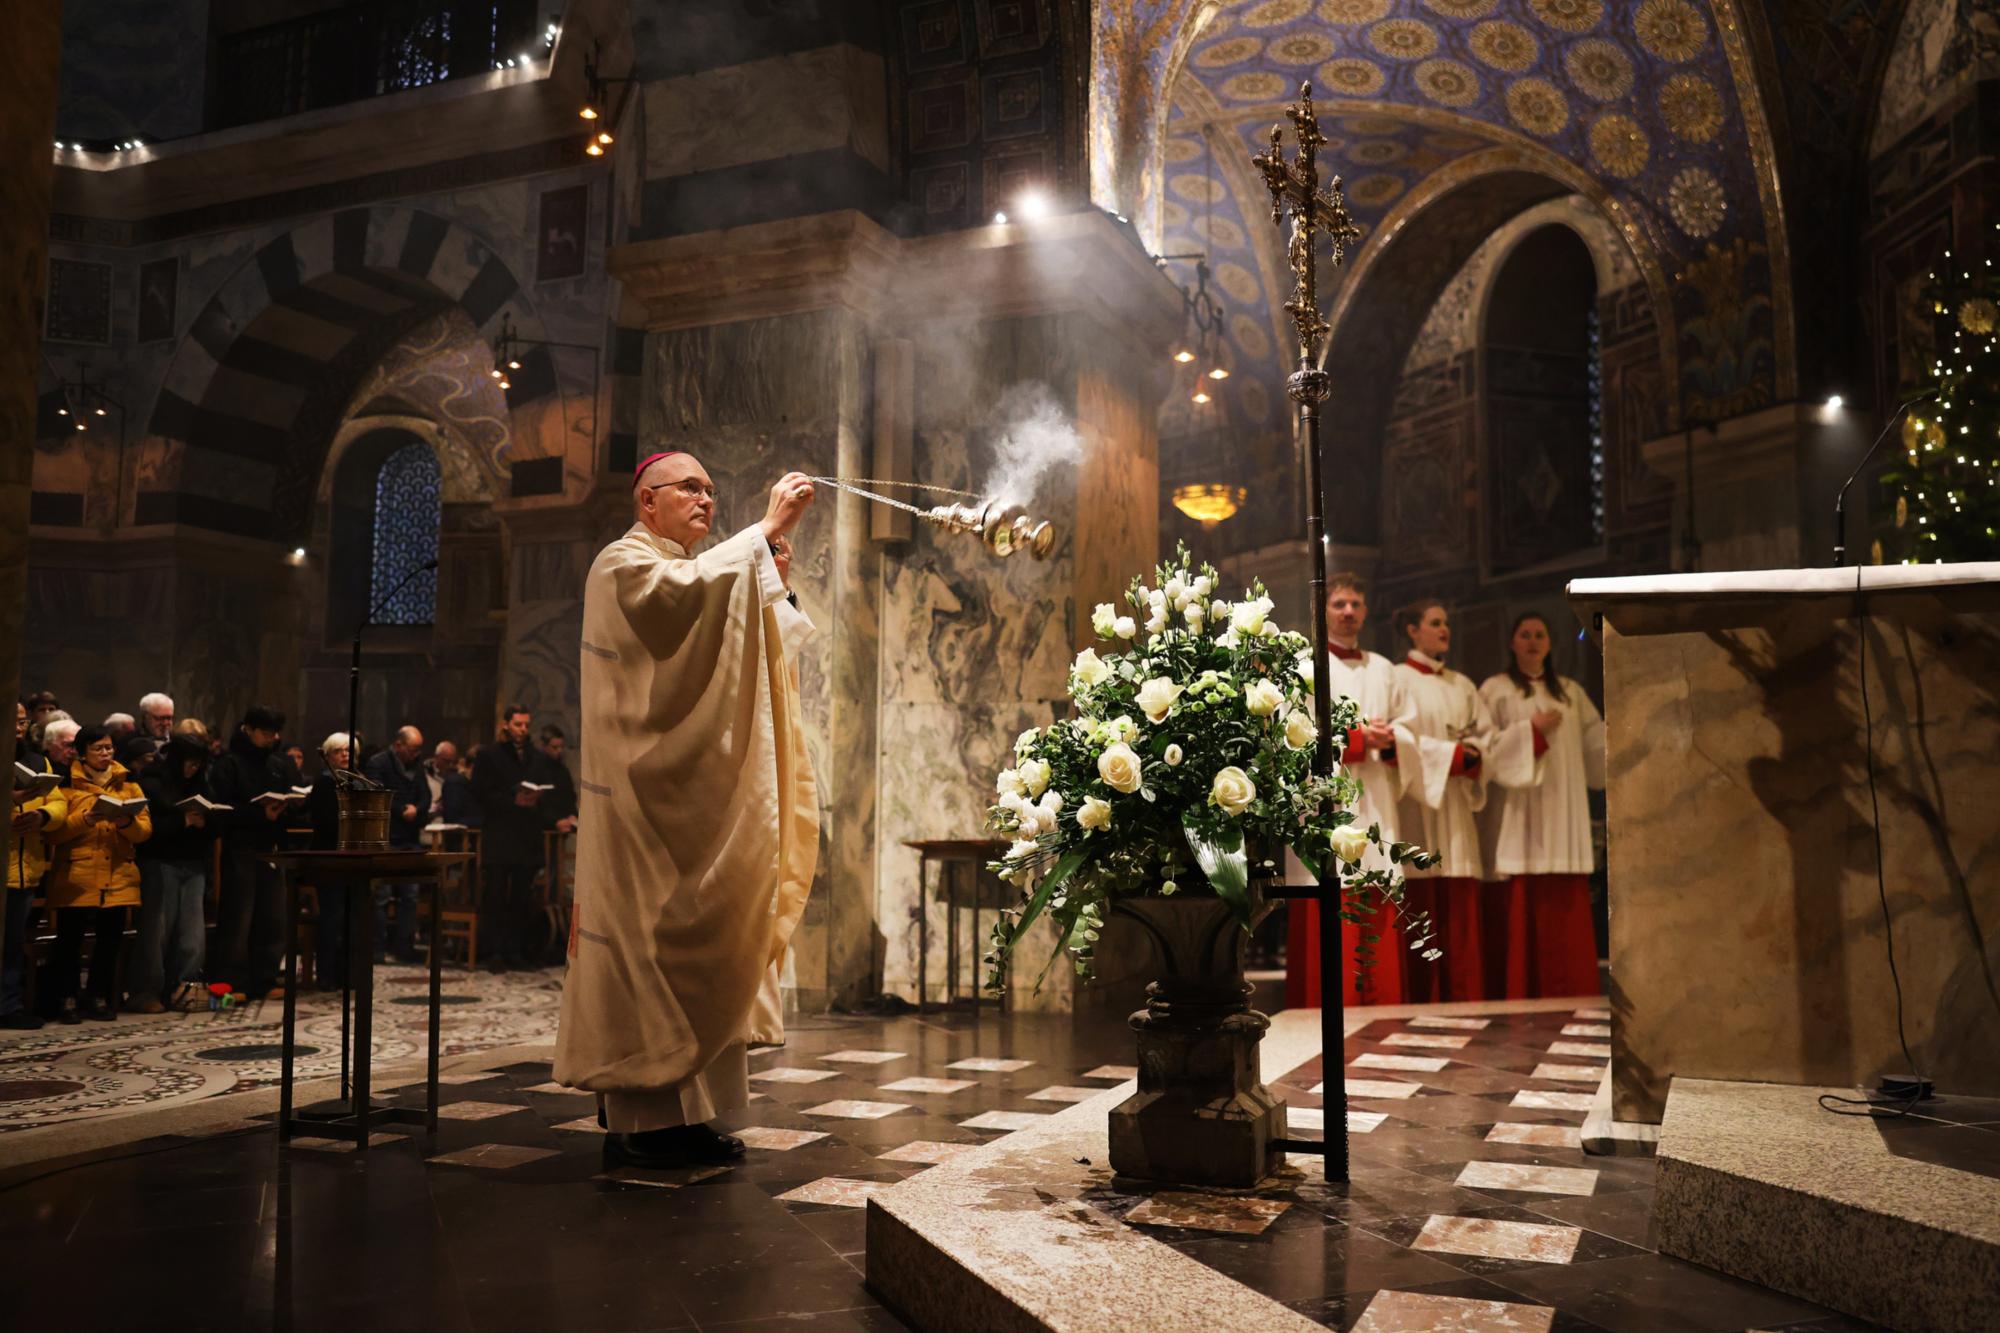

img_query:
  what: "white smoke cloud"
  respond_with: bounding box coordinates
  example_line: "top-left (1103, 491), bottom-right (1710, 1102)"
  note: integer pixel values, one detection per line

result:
top-left (985, 382), bottom-right (1081, 508)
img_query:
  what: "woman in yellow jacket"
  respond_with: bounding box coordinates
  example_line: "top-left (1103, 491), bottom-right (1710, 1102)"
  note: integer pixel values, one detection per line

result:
top-left (46, 725), bottom-right (152, 1022)
top-left (6, 703), bottom-right (68, 1030)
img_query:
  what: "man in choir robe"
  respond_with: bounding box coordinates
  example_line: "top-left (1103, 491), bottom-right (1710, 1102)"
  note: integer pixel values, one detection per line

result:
top-left (555, 450), bottom-right (820, 1168)
top-left (1285, 572), bottom-right (1417, 1007)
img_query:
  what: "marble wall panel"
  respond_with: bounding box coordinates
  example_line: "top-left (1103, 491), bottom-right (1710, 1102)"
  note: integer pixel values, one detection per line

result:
top-left (1594, 586), bottom-right (2000, 1121)
top-left (644, 46), bottom-right (891, 181)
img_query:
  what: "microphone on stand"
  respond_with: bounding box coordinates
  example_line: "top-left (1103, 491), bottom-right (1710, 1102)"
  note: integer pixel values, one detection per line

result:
top-left (1833, 390), bottom-right (1940, 567)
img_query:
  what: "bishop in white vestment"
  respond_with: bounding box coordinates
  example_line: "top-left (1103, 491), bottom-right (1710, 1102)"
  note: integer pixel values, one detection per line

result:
top-left (555, 452), bottom-right (820, 1167)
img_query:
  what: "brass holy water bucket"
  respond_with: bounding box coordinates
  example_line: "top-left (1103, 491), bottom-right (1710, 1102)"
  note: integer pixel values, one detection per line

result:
top-left (336, 785), bottom-right (391, 851)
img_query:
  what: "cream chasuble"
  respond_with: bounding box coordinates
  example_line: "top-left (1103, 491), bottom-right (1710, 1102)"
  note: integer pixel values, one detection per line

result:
top-left (1391, 652), bottom-right (1535, 880)
top-left (1476, 674), bottom-right (1606, 877)
top-left (555, 522), bottom-right (819, 1114)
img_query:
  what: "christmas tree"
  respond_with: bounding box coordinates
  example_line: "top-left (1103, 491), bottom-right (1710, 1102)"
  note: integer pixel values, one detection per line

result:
top-left (1880, 235), bottom-right (2000, 564)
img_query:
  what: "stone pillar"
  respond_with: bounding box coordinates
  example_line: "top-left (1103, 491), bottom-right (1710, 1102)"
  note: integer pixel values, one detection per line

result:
top-left (2, 4), bottom-right (62, 867)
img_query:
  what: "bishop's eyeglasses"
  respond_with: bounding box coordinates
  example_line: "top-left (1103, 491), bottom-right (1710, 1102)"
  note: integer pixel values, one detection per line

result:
top-left (642, 479), bottom-right (717, 502)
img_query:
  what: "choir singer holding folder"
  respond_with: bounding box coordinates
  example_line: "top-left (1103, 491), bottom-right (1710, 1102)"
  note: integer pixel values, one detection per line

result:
top-left (556, 452), bottom-right (820, 1169)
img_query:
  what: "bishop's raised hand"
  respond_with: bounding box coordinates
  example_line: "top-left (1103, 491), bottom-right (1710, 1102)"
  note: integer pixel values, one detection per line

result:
top-left (761, 472), bottom-right (816, 544)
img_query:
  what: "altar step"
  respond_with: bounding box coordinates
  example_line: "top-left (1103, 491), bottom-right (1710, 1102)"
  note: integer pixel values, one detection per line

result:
top-left (1653, 1077), bottom-right (2000, 1333)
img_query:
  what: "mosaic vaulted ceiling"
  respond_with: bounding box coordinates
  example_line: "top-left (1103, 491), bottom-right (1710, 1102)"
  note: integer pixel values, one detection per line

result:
top-left (1110, 0), bottom-right (1797, 429)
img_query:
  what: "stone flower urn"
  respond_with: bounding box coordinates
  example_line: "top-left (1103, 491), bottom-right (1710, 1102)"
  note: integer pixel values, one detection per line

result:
top-left (1105, 886), bottom-right (1286, 1188)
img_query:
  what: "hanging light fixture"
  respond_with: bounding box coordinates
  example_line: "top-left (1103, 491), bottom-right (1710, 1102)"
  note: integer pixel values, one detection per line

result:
top-left (1171, 483), bottom-right (1247, 527)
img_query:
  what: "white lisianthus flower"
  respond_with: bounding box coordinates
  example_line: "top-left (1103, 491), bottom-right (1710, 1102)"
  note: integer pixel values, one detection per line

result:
top-left (1192, 575), bottom-right (1212, 598)
top-left (1283, 709), bottom-right (1319, 751)
top-left (1015, 727), bottom-right (1040, 755)
top-left (1018, 758), bottom-right (1052, 798)
top-left (998, 790), bottom-right (1032, 828)
top-left (1114, 615), bottom-right (1137, 639)
top-left (1244, 679), bottom-right (1285, 717)
top-left (1135, 676), bottom-right (1183, 724)
top-left (1104, 715), bottom-right (1139, 744)
top-left (1145, 609), bottom-right (1168, 635)
top-left (1077, 795), bottom-right (1112, 832)
top-left (1097, 742), bottom-right (1143, 794)
top-left (1210, 766), bottom-right (1256, 817)
top-left (1184, 605), bottom-right (1205, 634)
top-left (1330, 825), bottom-right (1370, 865)
top-left (1164, 575), bottom-right (1186, 606)
top-left (1072, 648), bottom-right (1112, 687)
top-left (1091, 603), bottom-right (1117, 638)
top-left (1217, 629), bottom-right (1242, 649)
top-left (1230, 596), bottom-right (1273, 636)
top-left (1036, 790), bottom-right (1065, 827)
top-left (1211, 598), bottom-right (1232, 622)
top-left (997, 768), bottom-right (1026, 798)
top-left (1294, 652), bottom-right (1314, 686)
top-left (1260, 620), bottom-right (1281, 639)
top-left (1071, 718), bottom-right (1095, 738)
top-left (1164, 743), bottom-right (1184, 766)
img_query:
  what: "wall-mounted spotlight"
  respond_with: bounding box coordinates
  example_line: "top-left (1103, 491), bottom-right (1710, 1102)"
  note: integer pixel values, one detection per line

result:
top-left (1826, 394), bottom-right (1844, 410)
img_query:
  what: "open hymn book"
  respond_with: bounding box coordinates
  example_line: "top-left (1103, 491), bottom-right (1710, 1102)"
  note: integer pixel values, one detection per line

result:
top-left (89, 796), bottom-right (148, 820)
top-left (11, 762), bottom-right (61, 796)
top-left (251, 788), bottom-right (310, 805)
top-left (177, 794), bottom-right (234, 813)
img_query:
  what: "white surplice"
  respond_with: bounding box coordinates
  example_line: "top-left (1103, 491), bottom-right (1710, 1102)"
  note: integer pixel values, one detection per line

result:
top-left (1476, 673), bottom-right (1606, 877)
top-left (1391, 651), bottom-right (1536, 880)
top-left (1282, 646), bottom-right (1410, 883)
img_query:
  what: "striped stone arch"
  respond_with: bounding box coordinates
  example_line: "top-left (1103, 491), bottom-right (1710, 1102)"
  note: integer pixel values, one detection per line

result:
top-left (145, 205), bottom-right (562, 543)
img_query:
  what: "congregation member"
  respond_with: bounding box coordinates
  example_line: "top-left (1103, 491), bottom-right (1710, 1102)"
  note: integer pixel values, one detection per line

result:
top-left (40, 716), bottom-right (78, 770)
top-left (363, 726), bottom-right (431, 963)
top-left (472, 705), bottom-right (557, 970)
top-left (103, 713), bottom-right (137, 746)
top-left (1284, 572), bottom-right (1418, 1007)
top-left (138, 692), bottom-right (174, 740)
top-left (1477, 612), bottom-right (1607, 998)
top-left (206, 705), bottom-right (296, 1001)
top-left (45, 726), bottom-right (152, 1023)
top-left (307, 733), bottom-right (352, 987)
top-left (129, 733), bottom-right (220, 1012)
top-left (26, 691), bottom-right (61, 731)
top-left (5, 704), bottom-right (66, 1030)
top-left (1391, 600), bottom-right (1533, 1001)
top-left (556, 454), bottom-right (819, 1168)
top-left (119, 735), bottom-right (160, 779)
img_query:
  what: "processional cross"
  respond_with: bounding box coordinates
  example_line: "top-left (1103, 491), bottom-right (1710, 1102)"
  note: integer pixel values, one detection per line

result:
top-left (1253, 83), bottom-right (1363, 1184)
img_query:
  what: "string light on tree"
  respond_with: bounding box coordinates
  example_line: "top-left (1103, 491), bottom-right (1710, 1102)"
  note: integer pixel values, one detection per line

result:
top-left (1882, 225), bottom-right (2000, 562)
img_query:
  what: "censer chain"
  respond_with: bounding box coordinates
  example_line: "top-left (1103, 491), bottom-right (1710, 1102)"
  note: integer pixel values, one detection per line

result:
top-left (805, 475), bottom-right (983, 517)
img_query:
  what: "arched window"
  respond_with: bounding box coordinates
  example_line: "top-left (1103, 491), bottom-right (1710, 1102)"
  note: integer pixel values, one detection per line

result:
top-left (1483, 225), bottom-right (1602, 574)
top-left (368, 440), bottom-right (440, 625)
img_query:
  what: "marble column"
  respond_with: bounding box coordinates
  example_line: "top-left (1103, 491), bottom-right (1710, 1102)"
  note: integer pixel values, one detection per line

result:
top-left (1, 4), bottom-right (61, 864)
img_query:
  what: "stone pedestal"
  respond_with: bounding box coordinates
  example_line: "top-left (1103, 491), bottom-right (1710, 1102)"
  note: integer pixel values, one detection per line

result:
top-left (1106, 894), bottom-right (1285, 1188)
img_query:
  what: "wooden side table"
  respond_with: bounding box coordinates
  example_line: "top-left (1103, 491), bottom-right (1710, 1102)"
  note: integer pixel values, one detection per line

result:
top-left (902, 839), bottom-right (1010, 1014)
top-left (262, 850), bottom-right (471, 1148)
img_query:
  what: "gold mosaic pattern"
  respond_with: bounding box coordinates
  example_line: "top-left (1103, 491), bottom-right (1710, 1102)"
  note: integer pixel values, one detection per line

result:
top-left (1318, 0), bottom-right (1391, 23)
top-left (1369, 17), bottom-right (1440, 60)
top-left (1267, 31), bottom-right (1337, 66)
top-left (1506, 76), bottom-right (1571, 136)
top-left (1163, 136), bottom-right (1204, 163)
top-left (1169, 171), bottom-right (1229, 202)
top-left (1658, 71), bottom-right (1722, 141)
top-left (1217, 260), bottom-right (1263, 303)
top-left (1588, 111), bottom-right (1650, 176)
top-left (1416, 58), bottom-right (1481, 107)
top-left (1469, 19), bottom-right (1538, 72)
top-left (1231, 313), bottom-right (1272, 359)
top-left (1349, 173), bottom-right (1408, 205)
top-left (1194, 34), bottom-right (1263, 67)
top-left (1241, 0), bottom-right (1312, 28)
top-left (1220, 69), bottom-right (1289, 100)
top-left (1159, 200), bottom-right (1190, 229)
top-left (1667, 165), bottom-right (1725, 237)
top-left (1421, 0), bottom-right (1497, 16)
top-left (1634, 0), bottom-right (1708, 62)
top-left (1240, 375), bottom-right (1273, 422)
top-left (1316, 56), bottom-right (1387, 95)
top-left (1564, 38), bottom-right (1634, 100)
top-left (1350, 137), bottom-right (1410, 164)
top-left (1528, 0), bottom-right (1604, 33)
top-left (1196, 213), bottom-right (1248, 247)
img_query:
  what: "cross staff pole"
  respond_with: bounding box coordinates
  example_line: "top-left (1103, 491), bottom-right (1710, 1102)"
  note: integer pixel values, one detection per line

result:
top-left (1253, 82), bottom-right (1363, 1185)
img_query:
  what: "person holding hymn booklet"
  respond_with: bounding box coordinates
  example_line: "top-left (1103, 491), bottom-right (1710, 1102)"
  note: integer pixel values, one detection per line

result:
top-left (1476, 613), bottom-right (1607, 998)
top-left (1284, 572), bottom-right (1419, 1006)
top-left (129, 734), bottom-right (220, 1012)
top-left (6, 704), bottom-right (68, 1030)
top-left (206, 705), bottom-right (296, 1001)
top-left (555, 451), bottom-right (819, 1169)
top-left (472, 705), bottom-right (560, 970)
top-left (45, 726), bottom-right (153, 1022)
top-left (1390, 600), bottom-right (1535, 1002)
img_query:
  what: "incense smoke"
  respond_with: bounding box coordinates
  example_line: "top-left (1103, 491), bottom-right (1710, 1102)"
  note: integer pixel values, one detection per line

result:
top-left (985, 382), bottom-right (1081, 508)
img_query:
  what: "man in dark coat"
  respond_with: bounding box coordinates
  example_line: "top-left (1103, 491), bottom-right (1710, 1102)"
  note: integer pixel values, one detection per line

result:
top-left (205, 705), bottom-right (296, 999)
top-left (131, 734), bottom-right (220, 1011)
top-left (470, 705), bottom-right (553, 970)
top-left (363, 725), bottom-right (431, 962)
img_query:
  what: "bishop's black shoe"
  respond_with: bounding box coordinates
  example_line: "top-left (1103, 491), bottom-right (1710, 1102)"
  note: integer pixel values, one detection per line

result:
top-left (603, 1123), bottom-right (747, 1170)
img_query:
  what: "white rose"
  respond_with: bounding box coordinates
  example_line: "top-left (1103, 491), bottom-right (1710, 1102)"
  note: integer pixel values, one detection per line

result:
top-left (1184, 605), bottom-right (1205, 634)
top-left (1294, 652), bottom-right (1314, 686)
top-left (1114, 615), bottom-right (1137, 639)
top-left (1018, 758), bottom-right (1051, 798)
top-left (1073, 648), bottom-right (1112, 688)
top-left (1330, 824), bottom-right (1371, 865)
top-left (1092, 603), bottom-right (1117, 638)
top-left (1135, 676), bottom-right (1183, 724)
top-left (1283, 709), bottom-right (1318, 751)
top-left (1231, 597), bottom-right (1272, 637)
top-left (1210, 766), bottom-right (1256, 817)
top-left (1077, 795), bottom-right (1112, 832)
top-left (1244, 679), bottom-right (1285, 717)
top-left (1164, 743), bottom-right (1184, 766)
top-left (1098, 742), bottom-right (1143, 794)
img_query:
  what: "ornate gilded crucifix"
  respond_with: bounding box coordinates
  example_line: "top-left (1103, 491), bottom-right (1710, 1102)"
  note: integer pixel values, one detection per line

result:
top-left (1252, 81), bottom-right (1363, 1187)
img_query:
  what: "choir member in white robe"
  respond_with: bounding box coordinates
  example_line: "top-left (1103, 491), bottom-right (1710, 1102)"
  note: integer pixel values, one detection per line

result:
top-left (1476, 612), bottom-right (1606, 998)
top-left (555, 451), bottom-right (820, 1169)
top-left (1284, 574), bottom-right (1419, 1007)
top-left (1390, 600), bottom-right (1536, 1001)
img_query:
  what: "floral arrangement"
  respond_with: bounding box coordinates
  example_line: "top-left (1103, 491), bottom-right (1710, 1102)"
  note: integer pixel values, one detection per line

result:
top-left (983, 548), bottom-right (1438, 992)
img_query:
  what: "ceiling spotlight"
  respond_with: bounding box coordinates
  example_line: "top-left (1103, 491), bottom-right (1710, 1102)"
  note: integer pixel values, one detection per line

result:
top-left (1015, 189), bottom-right (1052, 221)
top-left (57, 405), bottom-right (67, 416)
top-left (507, 357), bottom-right (522, 370)
top-left (585, 140), bottom-right (604, 157)
top-left (993, 211), bottom-right (1008, 225)
top-left (1825, 394), bottom-right (1844, 410)
top-left (596, 130), bottom-right (613, 145)
top-left (74, 420), bottom-right (86, 431)
top-left (489, 368), bottom-right (504, 379)
top-left (94, 405), bottom-right (107, 416)
top-left (292, 547), bottom-right (307, 559)
top-left (520, 52), bottom-right (533, 63)
top-left (498, 378), bottom-right (512, 390)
